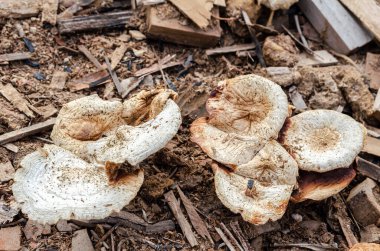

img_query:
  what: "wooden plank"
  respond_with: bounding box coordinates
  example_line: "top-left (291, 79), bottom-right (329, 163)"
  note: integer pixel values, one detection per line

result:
top-left (41, 0), bottom-right (59, 25)
top-left (362, 136), bottom-right (380, 157)
top-left (365, 52), bottom-right (380, 90)
top-left (0, 0), bottom-right (41, 18)
top-left (168, 0), bottom-right (210, 29)
top-left (0, 84), bottom-right (35, 118)
top-left (298, 0), bottom-right (372, 54)
top-left (356, 157), bottom-right (380, 182)
top-left (206, 44), bottom-right (256, 56)
top-left (164, 191), bottom-right (198, 247)
top-left (146, 5), bottom-right (221, 48)
top-left (340, 0), bottom-right (380, 41)
top-left (296, 50), bottom-right (338, 67)
top-left (0, 118), bottom-right (56, 145)
top-left (58, 11), bottom-right (133, 34)
top-left (0, 52), bottom-right (31, 62)
top-left (50, 70), bottom-right (68, 90)
top-left (77, 45), bottom-right (104, 70)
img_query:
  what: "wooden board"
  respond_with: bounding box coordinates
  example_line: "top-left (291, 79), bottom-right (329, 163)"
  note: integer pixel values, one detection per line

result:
top-left (0, 0), bottom-right (41, 18)
top-left (168, 0), bottom-right (211, 29)
top-left (340, 0), bottom-right (380, 41)
top-left (146, 6), bottom-right (221, 48)
top-left (365, 52), bottom-right (380, 90)
top-left (298, 0), bottom-right (372, 54)
top-left (296, 50), bottom-right (338, 67)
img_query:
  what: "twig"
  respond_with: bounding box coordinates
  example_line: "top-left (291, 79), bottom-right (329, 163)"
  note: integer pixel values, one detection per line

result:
top-left (33, 136), bottom-right (54, 144)
top-left (294, 15), bottom-right (309, 49)
top-left (220, 223), bottom-right (243, 251)
top-left (329, 50), bottom-right (362, 72)
top-left (78, 45), bottom-right (104, 70)
top-left (95, 223), bottom-right (120, 249)
top-left (104, 56), bottom-right (122, 94)
top-left (337, 216), bottom-right (358, 248)
top-left (215, 227), bottom-right (236, 251)
top-left (281, 25), bottom-right (315, 56)
top-left (229, 221), bottom-right (253, 251)
top-left (211, 14), bottom-right (238, 21)
top-left (0, 218), bottom-right (26, 228)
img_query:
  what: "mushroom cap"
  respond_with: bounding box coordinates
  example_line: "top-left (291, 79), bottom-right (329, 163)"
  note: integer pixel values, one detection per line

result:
top-left (213, 141), bottom-right (298, 225)
top-left (191, 74), bottom-right (289, 166)
top-left (213, 163), bottom-right (293, 225)
top-left (280, 110), bottom-right (366, 172)
top-left (291, 167), bottom-right (356, 202)
top-left (51, 91), bottom-right (181, 166)
top-left (86, 99), bottom-right (182, 166)
top-left (12, 144), bottom-right (144, 224)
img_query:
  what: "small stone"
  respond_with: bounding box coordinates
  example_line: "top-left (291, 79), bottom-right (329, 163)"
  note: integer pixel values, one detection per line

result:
top-left (56, 220), bottom-right (73, 232)
top-left (0, 226), bottom-right (21, 251)
top-left (129, 30), bottom-right (146, 41)
top-left (0, 161), bottom-right (15, 182)
top-left (72, 229), bottom-right (95, 251)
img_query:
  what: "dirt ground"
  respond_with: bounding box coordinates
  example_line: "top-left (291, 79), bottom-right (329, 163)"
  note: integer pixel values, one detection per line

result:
top-left (0, 1), bottom-right (380, 251)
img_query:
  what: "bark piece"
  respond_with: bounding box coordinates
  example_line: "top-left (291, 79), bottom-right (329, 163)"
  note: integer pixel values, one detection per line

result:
top-left (168, 0), bottom-right (211, 29)
top-left (41, 0), bottom-right (59, 25)
top-left (164, 190), bottom-right (198, 247)
top-left (0, 226), bottom-right (21, 251)
top-left (0, 52), bottom-right (32, 62)
top-left (72, 229), bottom-right (95, 251)
top-left (365, 52), bottom-right (380, 90)
top-left (0, 84), bottom-right (34, 118)
top-left (50, 71), bottom-right (68, 90)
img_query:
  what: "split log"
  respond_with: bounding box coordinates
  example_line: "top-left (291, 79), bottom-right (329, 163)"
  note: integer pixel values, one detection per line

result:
top-left (0, 118), bottom-right (56, 145)
top-left (58, 10), bottom-right (133, 34)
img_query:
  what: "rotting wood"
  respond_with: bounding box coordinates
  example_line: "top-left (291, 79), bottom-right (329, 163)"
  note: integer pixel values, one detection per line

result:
top-left (206, 44), bottom-right (256, 56)
top-left (0, 118), bottom-right (56, 145)
top-left (67, 70), bottom-right (110, 91)
top-left (58, 10), bottom-right (133, 34)
top-left (164, 190), bottom-right (198, 247)
top-left (215, 227), bottom-right (236, 251)
top-left (0, 0), bottom-right (41, 19)
top-left (50, 71), bottom-right (68, 90)
top-left (104, 57), bottom-right (122, 95)
top-left (168, 0), bottom-right (211, 29)
top-left (110, 44), bottom-right (128, 70)
top-left (220, 223), bottom-right (243, 251)
top-left (298, 0), bottom-right (372, 54)
top-left (337, 216), bottom-right (358, 248)
top-left (0, 52), bottom-right (32, 63)
top-left (0, 84), bottom-right (35, 118)
top-left (146, 5), bottom-right (221, 48)
top-left (362, 136), bottom-right (380, 157)
top-left (229, 221), bottom-right (252, 251)
top-left (176, 186), bottom-right (214, 244)
top-left (365, 52), bottom-right (380, 90)
top-left (356, 157), bottom-right (380, 182)
top-left (41, 0), bottom-right (59, 25)
top-left (78, 45), bottom-right (104, 70)
top-left (296, 50), bottom-right (338, 67)
top-left (340, 0), bottom-right (380, 42)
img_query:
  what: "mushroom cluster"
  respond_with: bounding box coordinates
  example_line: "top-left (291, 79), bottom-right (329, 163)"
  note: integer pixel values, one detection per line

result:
top-left (12, 89), bottom-right (182, 224)
top-left (190, 74), bottom-right (366, 225)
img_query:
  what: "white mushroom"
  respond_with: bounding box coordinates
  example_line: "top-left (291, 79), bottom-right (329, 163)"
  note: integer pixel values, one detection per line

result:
top-left (12, 144), bottom-right (144, 224)
top-left (280, 110), bottom-right (366, 172)
top-left (191, 74), bottom-right (289, 166)
top-left (51, 90), bottom-right (181, 166)
top-left (213, 140), bottom-right (298, 224)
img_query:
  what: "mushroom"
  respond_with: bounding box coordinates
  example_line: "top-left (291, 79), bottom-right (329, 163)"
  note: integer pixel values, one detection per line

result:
top-left (213, 140), bottom-right (298, 224)
top-left (259, 0), bottom-right (299, 26)
top-left (12, 144), bottom-right (144, 224)
top-left (280, 109), bottom-right (366, 201)
top-left (191, 74), bottom-right (289, 166)
top-left (51, 89), bottom-right (181, 167)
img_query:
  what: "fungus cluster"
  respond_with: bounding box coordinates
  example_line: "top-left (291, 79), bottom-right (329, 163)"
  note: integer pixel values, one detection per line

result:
top-left (190, 74), bottom-right (366, 225)
top-left (12, 89), bottom-right (182, 224)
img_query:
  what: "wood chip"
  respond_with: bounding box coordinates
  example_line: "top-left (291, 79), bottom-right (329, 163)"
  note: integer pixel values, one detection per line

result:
top-left (50, 70), bottom-right (68, 89)
top-left (104, 57), bottom-right (122, 94)
top-left (33, 104), bottom-right (58, 119)
top-left (0, 0), bottom-right (41, 18)
top-left (78, 45), bottom-right (104, 70)
top-left (176, 186), bottom-right (214, 244)
top-left (206, 44), bottom-right (256, 56)
top-left (229, 221), bottom-right (253, 251)
top-left (164, 190), bottom-right (198, 247)
top-left (356, 157), bottom-right (380, 182)
top-left (134, 55), bottom-right (182, 77)
top-left (0, 226), bottom-right (21, 251)
top-left (362, 136), bottom-right (380, 157)
top-left (0, 83), bottom-right (35, 118)
top-left (56, 220), bottom-right (73, 232)
top-left (365, 52), bottom-right (380, 90)
top-left (110, 44), bottom-right (128, 69)
top-left (168, 0), bottom-right (211, 29)
top-left (0, 52), bottom-right (31, 62)
top-left (337, 216), bottom-right (358, 248)
top-left (2, 143), bottom-right (19, 153)
top-left (0, 161), bottom-right (15, 182)
top-left (296, 50), bottom-right (338, 67)
top-left (0, 118), bottom-right (56, 145)
top-left (215, 227), bottom-right (236, 251)
top-left (289, 86), bottom-right (307, 111)
top-left (220, 223), bottom-right (243, 251)
top-left (120, 77), bottom-right (143, 98)
top-left (72, 229), bottom-right (95, 251)
top-left (67, 70), bottom-right (110, 91)
top-left (41, 0), bottom-right (59, 25)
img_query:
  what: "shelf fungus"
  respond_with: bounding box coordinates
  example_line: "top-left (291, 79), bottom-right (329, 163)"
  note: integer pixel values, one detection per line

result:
top-left (51, 89), bottom-right (182, 167)
top-left (190, 74), bottom-right (289, 166)
top-left (12, 144), bottom-right (144, 224)
top-left (280, 110), bottom-right (366, 202)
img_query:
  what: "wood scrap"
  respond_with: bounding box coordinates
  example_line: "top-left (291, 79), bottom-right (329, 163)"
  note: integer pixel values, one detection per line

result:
top-left (2, 143), bottom-right (19, 153)
top-left (365, 52), bottom-right (380, 90)
top-left (215, 227), bottom-right (236, 251)
top-left (0, 118), bottom-right (56, 145)
top-left (0, 52), bottom-right (32, 63)
top-left (58, 11), bottom-right (133, 34)
top-left (242, 10), bottom-right (265, 67)
top-left (77, 45), bottom-right (104, 70)
top-left (146, 5), bottom-right (221, 48)
top-left (355, 157), bottom-right (380, 182)
top-left (340, 0), bottom-right (380, 42)
top-left (0, 0), bottom-right (41, 18)
top-left (220, 223), bottom-right (243, 251)
top-left (362, 136), bottom-right (380, 157)
top-left (50, 71), bottom-right (68, 90)
top-left (168, 0), bottom-right (211, 29)
top-left (104, 57), bottom-right (122, 94)
top-left (0, 84), bottom-right (35, 118)
top-left (164, 190), bottom-right (198, 247)
top-left (0, 161), bottom-right (15, 182)
top-left (41, 0), bottom-right (59, 25)
top-left (110, 44), bottom-right (128, 69)
top-left (337, 216), bottom-right (358, 248)
top-left (67, 70), bottom-right (110, 91)
top-left (296, 50), bottom-right (338, 67)
top-left (298, 0), bottom-right (372, 54)
top-left (214, 0), bottom-right (226, 7)
top-left (176, 186), bottom-right (214, 244)
top-left (134, 55), bottom-right (181, 77)
top-left (206, 44), bottom-right (256, 56)
top-left (120, 77), bottom-right (143, 98)
top-left (229, 222), bottom-right (252, 251)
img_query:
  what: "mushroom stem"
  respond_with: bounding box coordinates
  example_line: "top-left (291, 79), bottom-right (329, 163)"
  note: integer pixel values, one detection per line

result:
top-left (266, 10), bottom-right (275, 27)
